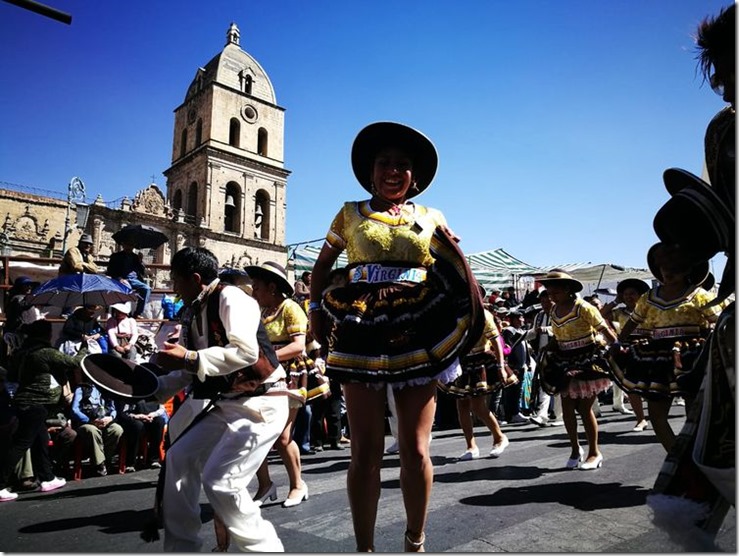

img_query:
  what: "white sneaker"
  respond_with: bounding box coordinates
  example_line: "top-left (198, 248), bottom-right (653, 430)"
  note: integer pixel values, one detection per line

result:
top-left (548, 420), bottom-right (564, 426)
top-left (489, 436), bottom-right (509, 458)
top-left (385, 441), bottom-right (399, 455)
top-left (458, 447), bottom-right (480, 461)
top-left (0, 488), bottom-right (18, 502)
top-left (40, 477), bottom-right (66, 493)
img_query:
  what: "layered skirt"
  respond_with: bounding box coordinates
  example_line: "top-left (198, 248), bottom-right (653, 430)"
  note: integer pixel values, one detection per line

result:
top-left (282, 353), bottom-right (330, 405)
top-left (438, 350), bottom-right (517, 398)
top-left (610, 334), bottom-right (708, 400)
top-left (321, 226), bottom-right (482, 385)
top-left (538, 341), bottom-right (612, 399)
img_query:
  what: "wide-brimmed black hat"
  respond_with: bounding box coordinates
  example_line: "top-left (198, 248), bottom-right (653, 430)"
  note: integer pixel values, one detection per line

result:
top-left (653, 168), bottom-right (734, 261)
top-left (351, 122), bottom-right (438, 198)
top-left (653, 168), bottom-right (734, 302)
top-left (81, 353), bottom-right (159, 400)
top-left (646, 242), bottom-right (709, 286)
top-left (244, 261), bottom-right (293, 297)
top-left (538, 270), bottom-right (583, 293)
top-left (616, 278), bottom-right (650, 296)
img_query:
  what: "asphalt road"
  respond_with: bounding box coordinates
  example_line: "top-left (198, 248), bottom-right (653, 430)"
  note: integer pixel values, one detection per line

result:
top-left (1, 405), bottom-right (735, 553)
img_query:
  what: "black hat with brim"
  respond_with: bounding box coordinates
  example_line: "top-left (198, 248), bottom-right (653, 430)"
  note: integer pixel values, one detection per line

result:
top-left (646, 242), bottom-right (709, 286)
top-left (654, 168), bottom-right (734, 261)
top-left (616, 278), bottom-right (650, 296)
top-left (351, 122), bottom-right (438, 198)
top-left (81, 353), bottom-right (159, 401)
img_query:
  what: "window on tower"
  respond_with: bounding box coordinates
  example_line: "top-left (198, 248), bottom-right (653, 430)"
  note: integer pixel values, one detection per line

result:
top-left (180, 128), bottom-right (188, 157)
top-left (229, 118), bottom-right (241, 148)
top-left (254, 189), bottom-right (270, 240)
top-left (258, 128), bottom-right (268, 156)
top-left (195, 118), bottom-right (203, 146)
top-left (187, 182), bottom-right (198, 218)
top-left (172, 189), bottom-right (183, 211)
top-left (224, 182), bottom-right (241, 234)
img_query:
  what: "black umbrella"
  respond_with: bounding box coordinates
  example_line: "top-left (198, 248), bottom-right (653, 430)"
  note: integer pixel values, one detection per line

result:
top-left (112, 224), bottom-right (168, 249)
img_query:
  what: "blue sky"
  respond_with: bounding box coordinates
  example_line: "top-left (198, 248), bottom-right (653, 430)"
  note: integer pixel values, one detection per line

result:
top-left (0, 0), bottom-right (730, 277)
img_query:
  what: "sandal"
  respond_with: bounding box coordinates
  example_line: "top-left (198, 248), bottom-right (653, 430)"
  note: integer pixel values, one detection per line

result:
top-left (404, 530), bottom-right (425, 552)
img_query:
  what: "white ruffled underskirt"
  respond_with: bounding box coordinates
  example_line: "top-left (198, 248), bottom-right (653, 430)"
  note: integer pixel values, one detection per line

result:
top-left (364, 359), bottom-right (462, 391)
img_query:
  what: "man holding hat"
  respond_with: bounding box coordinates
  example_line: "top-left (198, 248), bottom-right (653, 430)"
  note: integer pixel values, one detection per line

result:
top-left (152, 247), bottom-right (288, 552)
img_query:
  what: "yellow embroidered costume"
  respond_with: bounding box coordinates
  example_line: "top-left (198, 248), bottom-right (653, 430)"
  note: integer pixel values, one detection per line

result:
top-left (263, 298), bottom-right (328, 402)
top-left (610, 287), bottom-right (720, 399)
top-left (539, 298), bottom-right (613, 398)
top-left (439, 309), bottom-right (512, 397)
top-left (321, 200), bottom-right (477, 384)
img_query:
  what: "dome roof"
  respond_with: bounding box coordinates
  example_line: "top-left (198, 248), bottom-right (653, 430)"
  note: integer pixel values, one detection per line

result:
top-left (185, 23), bottom-right (276, 105)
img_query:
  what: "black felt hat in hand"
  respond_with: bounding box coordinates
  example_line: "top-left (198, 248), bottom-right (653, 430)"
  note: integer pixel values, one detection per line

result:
top-left (81, 353), bottom-right (160, 400)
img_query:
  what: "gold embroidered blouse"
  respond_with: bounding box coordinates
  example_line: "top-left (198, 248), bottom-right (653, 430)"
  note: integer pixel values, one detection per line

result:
top-left (325, 200), bottom-right (447, 266)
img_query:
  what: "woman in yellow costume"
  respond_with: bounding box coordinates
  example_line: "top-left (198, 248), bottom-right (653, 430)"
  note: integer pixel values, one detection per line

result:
top-left (538, 270), bottom-right (619, 471)
top-left (309, 122), bottom-right (481, 552)
top-left (600, 278), bottom-right (650, 432)
top-left (610, 243), bottom-right (720, 452)
top-left (246, 262), bottom-right (327, 509)
top-left (438, 288), bottom-right (513, 461)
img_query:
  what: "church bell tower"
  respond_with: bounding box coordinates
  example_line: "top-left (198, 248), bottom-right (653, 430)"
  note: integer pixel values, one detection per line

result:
top-left (163, 22), bottom-right (289, 265)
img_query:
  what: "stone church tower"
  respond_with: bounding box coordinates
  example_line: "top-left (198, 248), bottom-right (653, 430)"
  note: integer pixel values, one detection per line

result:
top-left (163, 22), bottom-right (289, 268)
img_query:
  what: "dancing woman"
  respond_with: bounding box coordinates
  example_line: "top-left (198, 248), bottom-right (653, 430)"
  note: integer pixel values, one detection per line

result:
top-left (610, 243), bottom-right (720, 452)
top-left (246, 261), bottom-right (325, 508)
top-left (309, 122), bottom-right (480, 552)
top-left (538, 270), bottom-right (619, 470)
top-left (439, 300), bottom-right (513, 461)
top-left (600, 279), bottom-right (650, 431)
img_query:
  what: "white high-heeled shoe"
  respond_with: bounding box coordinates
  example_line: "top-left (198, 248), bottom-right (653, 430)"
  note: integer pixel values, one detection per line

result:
top-left (253, 483), bottom-right (277, 507)
top-left (565, 446), bottom-right (584, 469)
top-left (282, 483), bottom-right (309, 508)
top-left (580, 453), bottom-right (604, 471)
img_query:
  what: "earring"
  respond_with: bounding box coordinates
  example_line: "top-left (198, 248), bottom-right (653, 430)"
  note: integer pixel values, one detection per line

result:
top-left (370, 182), bottom-right (378, 195)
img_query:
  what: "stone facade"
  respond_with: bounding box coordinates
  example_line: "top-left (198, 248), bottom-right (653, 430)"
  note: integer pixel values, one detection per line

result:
top-left (0, 22), bottom-right (290, 285)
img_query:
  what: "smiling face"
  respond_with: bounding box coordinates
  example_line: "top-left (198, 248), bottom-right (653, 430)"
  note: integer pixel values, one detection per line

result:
top-left (371, 147), bottom-right (414, 204)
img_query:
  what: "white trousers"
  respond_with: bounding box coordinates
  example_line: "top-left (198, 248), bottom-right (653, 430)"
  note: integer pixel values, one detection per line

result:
top-left (612, 383), bottom-right (626, 410)
top-left (386, 384), bottom-right (399, 440)
top-left (162, 394), bottom-right (289, 552)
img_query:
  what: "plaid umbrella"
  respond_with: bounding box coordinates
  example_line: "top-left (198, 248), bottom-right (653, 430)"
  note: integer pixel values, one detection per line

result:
top-left (26, 273), bottom-right (139, 307)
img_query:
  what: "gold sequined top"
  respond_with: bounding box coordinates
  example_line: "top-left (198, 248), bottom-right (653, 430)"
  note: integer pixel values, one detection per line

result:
top-left (262, 298), bottom-right (308, 345)
top-left (549, 298), bottom-right (609, 343)
top-left (325, 200), bottom-right (447, 266)
top-left (630, 287), bottom-right (720, 331)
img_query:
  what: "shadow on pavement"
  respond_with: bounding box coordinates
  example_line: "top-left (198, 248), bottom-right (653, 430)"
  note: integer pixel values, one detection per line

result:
top-left (459, 481), bottom-right (648, 510)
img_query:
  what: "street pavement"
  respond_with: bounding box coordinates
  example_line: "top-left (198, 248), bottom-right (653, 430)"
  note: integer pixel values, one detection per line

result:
top-left (1, 406), bottom-right (735, 553)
